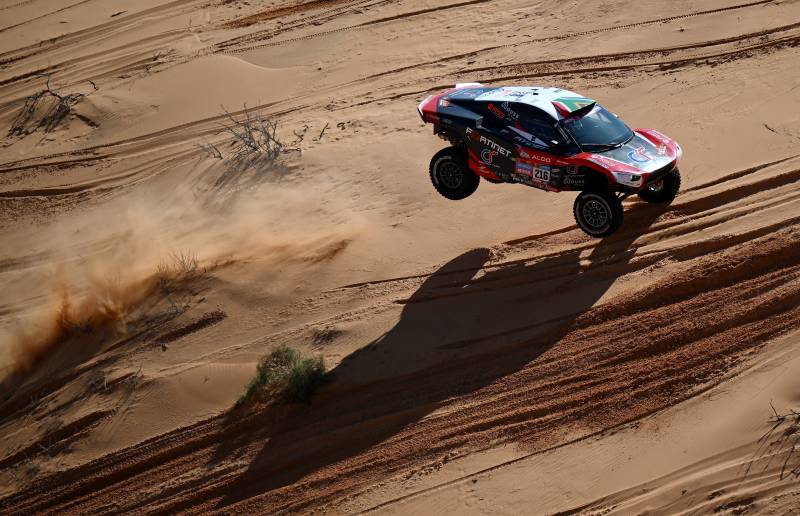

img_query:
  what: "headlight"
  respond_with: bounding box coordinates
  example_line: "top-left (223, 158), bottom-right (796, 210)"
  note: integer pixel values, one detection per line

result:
top-left (612, 171), bottom-right (643, 187)
top-left (675, 142), bottom-right (683, 159)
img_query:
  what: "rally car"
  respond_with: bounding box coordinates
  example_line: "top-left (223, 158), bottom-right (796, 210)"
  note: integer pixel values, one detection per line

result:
top-left (417, 83), bottom-right (682, 237)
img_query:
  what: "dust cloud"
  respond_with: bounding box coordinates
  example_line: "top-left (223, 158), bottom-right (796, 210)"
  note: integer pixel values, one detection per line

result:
top-left (0, 170), bottom-right (359, 381)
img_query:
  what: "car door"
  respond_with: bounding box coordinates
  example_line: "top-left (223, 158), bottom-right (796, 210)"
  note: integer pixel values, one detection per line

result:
top-left (507, 103), bottom-right (570, 190)
top-left (461, 101), bottom-right (516, 181)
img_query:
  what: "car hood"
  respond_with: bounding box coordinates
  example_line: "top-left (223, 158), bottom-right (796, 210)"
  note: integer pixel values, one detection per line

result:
top-left (592, 132), bottom-right (675, 173)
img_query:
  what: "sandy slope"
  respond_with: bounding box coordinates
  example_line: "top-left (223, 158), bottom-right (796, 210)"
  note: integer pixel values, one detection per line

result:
top-left (372, 329), bottom-right (800, 515)
top-left (1, 0), bottom-right (799, 513)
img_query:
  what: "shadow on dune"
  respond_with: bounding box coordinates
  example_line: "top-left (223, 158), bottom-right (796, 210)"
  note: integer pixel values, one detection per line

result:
top-left (214, 205), bottom-right (667, 510)
top-left (194, 155), bottom-right (291, 198)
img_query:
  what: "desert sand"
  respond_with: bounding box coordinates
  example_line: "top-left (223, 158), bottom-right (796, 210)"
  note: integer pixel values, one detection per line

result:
top-left (0, 0), bottom-right (799, 513)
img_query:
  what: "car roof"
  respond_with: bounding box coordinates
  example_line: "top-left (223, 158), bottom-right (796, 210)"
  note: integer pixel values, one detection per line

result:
top-left (466, 86), bottom-right (592, 120)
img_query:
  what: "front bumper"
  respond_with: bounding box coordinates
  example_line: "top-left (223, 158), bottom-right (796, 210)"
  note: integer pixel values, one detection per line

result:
top-left (642, 161), bottom-right (676, 189)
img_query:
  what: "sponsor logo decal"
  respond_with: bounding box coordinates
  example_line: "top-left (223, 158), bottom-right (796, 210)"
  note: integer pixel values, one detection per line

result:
top-left (484, 139), bottom-right (511, 156)
top-left (515, 162), bottom-right (534, 176)
top-left (627, 146), bottom-right (651, 163)
top-left (563, 175), bottom-right (585, 187)
top-left (481, 149), bottom-right (498, 165)
top-left (513, 135), bottom-right (546, 149)
top-left (466, 127), bottom-right (512, 158)
top-left (513, 162), bottom-right (561, 189)
top-left (649, 129), bottom-right (669, 141)
top-left (495, 88), bottom-right (526, 98)
top-left (487, 103), bottom-right (505, 119)
top-left (501, 101), bottom-right (520, 121)
top-left (588, 155), bottom-right (627, 169)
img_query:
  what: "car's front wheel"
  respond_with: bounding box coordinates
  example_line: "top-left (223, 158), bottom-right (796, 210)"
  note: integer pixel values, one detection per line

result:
top-left (429, 147), bottom-right (480, 200)
top-left (638, 167), bottom-right (681, 203)
top-left (574, 190), bottom-right (624, 237)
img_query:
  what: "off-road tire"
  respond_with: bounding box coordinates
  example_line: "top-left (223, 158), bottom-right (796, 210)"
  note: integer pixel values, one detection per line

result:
top-left (638, 167), bottom-right (681, 204)
top-left (573, 190), bottom-right (624, 238)
top-left (429, 147), bottom-right (480, 200)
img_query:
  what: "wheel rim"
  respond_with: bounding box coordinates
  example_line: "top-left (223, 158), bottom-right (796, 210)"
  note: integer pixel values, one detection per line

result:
top-left (582, 198), bottom-right (610, 229)
top-left (438, 160), bottom-right (463, 189)
top-left (647, 179), bottom-right (665, 193)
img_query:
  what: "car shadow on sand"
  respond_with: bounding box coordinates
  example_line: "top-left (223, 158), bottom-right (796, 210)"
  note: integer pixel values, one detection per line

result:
top-left (214, 204), bottom-right (667, 509)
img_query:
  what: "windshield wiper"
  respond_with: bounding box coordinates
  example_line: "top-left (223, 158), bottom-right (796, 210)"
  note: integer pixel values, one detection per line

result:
top-left (618, 132), bottom-right (635, 147)
top-left (581, 142), bottom-right (618, 151)
top-left (582, 132), bottom-right (634, 151)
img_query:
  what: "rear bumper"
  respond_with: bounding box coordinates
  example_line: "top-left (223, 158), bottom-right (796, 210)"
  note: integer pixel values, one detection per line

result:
top-left (418, 94), bottom-right (440, 123)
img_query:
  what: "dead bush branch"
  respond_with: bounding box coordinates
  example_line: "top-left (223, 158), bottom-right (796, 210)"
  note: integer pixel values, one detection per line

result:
top-left (197, 142), bottom-right (223, 160)
top-left (214, 104), bottom-right (304, 168)
top-left (769, 401), bottom-right (800, 423)
top-left (10, 73), bottom-right (98, 136)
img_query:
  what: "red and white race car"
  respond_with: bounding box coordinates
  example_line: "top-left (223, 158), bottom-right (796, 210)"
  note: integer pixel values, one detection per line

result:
top-left (418, 83), bottom-right (682, 237)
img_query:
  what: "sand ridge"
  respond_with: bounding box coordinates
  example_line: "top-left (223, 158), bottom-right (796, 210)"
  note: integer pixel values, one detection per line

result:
top-left (1, 0), bottom-right (800, 513)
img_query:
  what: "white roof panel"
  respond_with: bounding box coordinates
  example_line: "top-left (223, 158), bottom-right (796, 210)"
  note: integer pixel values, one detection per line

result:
top-left (473, 86), bottom-right (588, 119)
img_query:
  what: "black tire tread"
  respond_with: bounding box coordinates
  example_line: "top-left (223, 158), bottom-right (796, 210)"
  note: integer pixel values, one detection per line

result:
top-left (573, 190), bottom-right (624, 238)
top-left (429, 147), bottom-right (480, 200)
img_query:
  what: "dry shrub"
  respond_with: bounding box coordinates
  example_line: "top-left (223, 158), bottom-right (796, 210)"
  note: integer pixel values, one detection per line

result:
top-left (10, 74), bottom-right (97, 136)
top-left (162, 251), bottom-right (199, 277)
top-left (212, 104), bottom-right (305, 169)
top-left (156, 251), bottom-right (199, 291)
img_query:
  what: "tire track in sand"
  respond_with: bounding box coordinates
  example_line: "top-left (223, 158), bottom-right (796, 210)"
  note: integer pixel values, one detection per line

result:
top-left (1, 156), bottom-right (798, 514)
top-left (0, 0), bottom-right (96, 33)
top-left (216, 0), bottom-right (778, 54)
top-left (341, 22), bottom-right (800, 108)
top-left (216, 0), bottom-right (492, 52)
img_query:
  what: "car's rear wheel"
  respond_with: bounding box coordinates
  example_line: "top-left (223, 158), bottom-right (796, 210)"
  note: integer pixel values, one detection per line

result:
top-left (638, 167), bottom-right (681, 204)
top-left (574, 190), bottom-right (624, 237)
top-left (429, 147), bottom-right (479, 200)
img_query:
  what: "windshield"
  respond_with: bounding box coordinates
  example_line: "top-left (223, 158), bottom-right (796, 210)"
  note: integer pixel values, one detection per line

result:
top-left (559, 105), bottom-right (633, 151)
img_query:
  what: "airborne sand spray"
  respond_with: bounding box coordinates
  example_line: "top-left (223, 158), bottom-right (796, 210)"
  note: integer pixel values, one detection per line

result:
top-left (5, 276), bottom-right (161, 379)
top-left (0, 174), bottom-right (360, 382)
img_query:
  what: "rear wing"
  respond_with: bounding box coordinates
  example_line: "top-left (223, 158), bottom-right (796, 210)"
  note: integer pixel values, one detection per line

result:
top-left (551, 97), bottom-right (596, 118)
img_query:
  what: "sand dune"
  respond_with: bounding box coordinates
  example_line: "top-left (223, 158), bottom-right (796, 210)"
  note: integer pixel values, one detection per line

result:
top-left (1, 0), bottom-right (799, 513)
